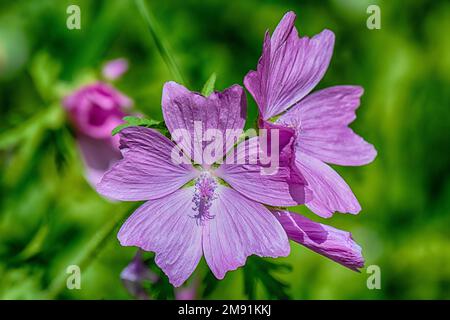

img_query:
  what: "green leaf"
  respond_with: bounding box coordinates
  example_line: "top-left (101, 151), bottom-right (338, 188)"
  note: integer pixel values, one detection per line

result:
top-left (135, 0), bottom-right (186, 86)
top-left (143, 254), bottom-right (175, 300)
top-left (0, 103), bottom-right (64, 150)
top-left (29, 52), bottom-right (61, 102)
top-left (201, 72), bottom-right (216, 96)
top-left (112, 116), bottom-right (166, 135)
top-left (202, 269), bottom-right (220, 297)
top-left (243, 256), bottom-right (292, 299)
top-left (15, 223), bottom-right (49, 261)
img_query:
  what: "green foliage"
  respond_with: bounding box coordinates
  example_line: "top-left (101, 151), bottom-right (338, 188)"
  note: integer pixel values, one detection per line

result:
top-left (111, 116), bottom-right (167, 135)
top-left (202, 269), bottom-right (220, 298)
top-left (143, 255), bottom-right (176, 300)
top-left (243, 257), bottom-right (292, 300)
top-left (29, 52), bottom-right (61, 102)
top-left (201, 73), bottom-right (217, 96)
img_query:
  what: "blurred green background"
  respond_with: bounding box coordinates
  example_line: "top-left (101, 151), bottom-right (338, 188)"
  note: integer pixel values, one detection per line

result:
top-left (1, 0), bottom-right (449, 299)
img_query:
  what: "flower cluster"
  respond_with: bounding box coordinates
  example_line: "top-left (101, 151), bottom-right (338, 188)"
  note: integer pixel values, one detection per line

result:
top-left (63, 58), bottom-right (131, 186)
top-left (65, 12), bottom-right (376, 289)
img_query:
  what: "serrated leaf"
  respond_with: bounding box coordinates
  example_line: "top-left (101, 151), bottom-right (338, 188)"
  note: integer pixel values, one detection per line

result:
top-left (112, 116), bottom-right (165, 135)
top-left (201, 73), bottom-right (216, 96)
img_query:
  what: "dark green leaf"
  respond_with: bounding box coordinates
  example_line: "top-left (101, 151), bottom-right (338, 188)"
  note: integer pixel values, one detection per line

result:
top-left (143, 254), bottom-right (175, 300)
top-left (243, 256), bottom-right (292, 299)
top-left (202, 269), bottom-right (220, 297)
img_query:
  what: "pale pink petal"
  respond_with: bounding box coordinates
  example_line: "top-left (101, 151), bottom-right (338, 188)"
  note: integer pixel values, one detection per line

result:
top-left (244, 12), bottom-right (335, 120)
top-left (162, 81), bottom-right (246, 165)
top-left (175, 282), bottom-right (197, 300)
top-left (77, 134), bottom-right (121, 187)
top-left (121, 250), bottom-right (159, 300)
top-left (295, 151), bottom-right (361, 217)
top-left (273, 210), bottom-right (364, 271)
top-left (278, 86), bottom-right (377, 166)
top-left (244, 32), bottom-right (271, 119)
top-left (63, 82), bottom-right (131, 139)
top-left (118, 188), bottom-right (203, 287)
top-left (102, 58), bottom-right (129, 80)
top-left (202, 186), bottom-right (290, 279)
top-left (97, 126), bottom-right (198, 201)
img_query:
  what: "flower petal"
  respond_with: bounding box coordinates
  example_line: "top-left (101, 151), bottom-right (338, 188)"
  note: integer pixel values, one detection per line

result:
top-left (244, 11), bottom-right (334, 120)
top-left (216, 126), bottom-right (310, 206)
top-left (202, 186), bottom-right (290, 279)
top-left (63, 82), bottom-right (130, 139)
top-left (97, 126), bottom-right (198, 201)
top-left (273, 210), bottom-right (364, 271)
top-left (118, 188), bottom-right (203, 287)
top-left (278, 86), bottom-right (377, 166)
top-left (295, 151), bottom-right (361, 217)
top-left (121, 250), bottom-right (158, 300)
top-left (102, 58), bottom-right (129, 80)
top-left (162, 81), bottom-right (247, 164)
top-left (77, 134), bottom-right (122, 187)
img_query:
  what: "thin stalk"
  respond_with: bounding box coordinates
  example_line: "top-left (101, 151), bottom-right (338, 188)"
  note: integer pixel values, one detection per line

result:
top-left (46, 203), bottom-right (139, 299)
top-left (134, 0), bottom-right (187, 85)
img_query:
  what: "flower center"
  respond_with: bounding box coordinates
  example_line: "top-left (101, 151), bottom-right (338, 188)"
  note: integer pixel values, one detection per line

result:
top-left (192, 171), bottom-right (217, 225)
top-left (277, 118), bottom-right (301, 131)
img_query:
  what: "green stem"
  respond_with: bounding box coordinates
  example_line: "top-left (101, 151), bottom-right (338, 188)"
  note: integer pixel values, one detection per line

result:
top-left (134, 0), bottom-right (187, 85)
top-left (46, 203), bottom-right (139, 299)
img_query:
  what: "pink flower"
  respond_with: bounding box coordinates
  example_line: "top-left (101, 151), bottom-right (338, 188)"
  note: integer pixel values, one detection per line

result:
top-left (244, 12), bottom-right (375, 270)
top-left (121, 250), bottom-right (159, 300)
top-left (102, 58), bottom-right (129, 80)
top-left (273, 210), bottom-right (364, 270)
top-left (97, 82), bottom-right (310, 286)
top-left (245, 12), bottom-right (377, 217)
top-left (121, 250), bottom-right (198, 300)
top-left (63, 82), bottom-right (132, 185)
top-left (63, 82), bottom-right (131, 141)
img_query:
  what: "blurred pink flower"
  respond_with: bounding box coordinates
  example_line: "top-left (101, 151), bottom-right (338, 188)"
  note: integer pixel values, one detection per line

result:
top-left (63, 82), bottom-right (131, 141)
top-left (174, 282), bottom-right (197, 300)
top-left (121, 250), bottom-right (159, 300)
top-left (63, 82), bottom-right (132, 186)
top-left (102, 58), bottom-right (129, 80)
top-left (121, 250), bottom-right (198, 300)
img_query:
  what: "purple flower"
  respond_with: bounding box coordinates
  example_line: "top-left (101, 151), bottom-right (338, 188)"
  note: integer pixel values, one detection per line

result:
top-left (97, 82), bottom-right (310, 287)
top-left (175, 283), bottom-right (197, 300)
top-left (102, 58), bottom-right (129, 80)
top-left (121, 250), bottom-right (159, 300)
top-left (121, 250), bottom-right (198, 300)
top-left (245, 12), bottom-right (377, 218)
top-left (63, 82), bottom-right (132, 185)
top-left (273, 210), bottom-right (364, 270)
top-left (244, 12), bottom-right (374, 270)
top-left (64, 82), bottom-right (131, 141)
